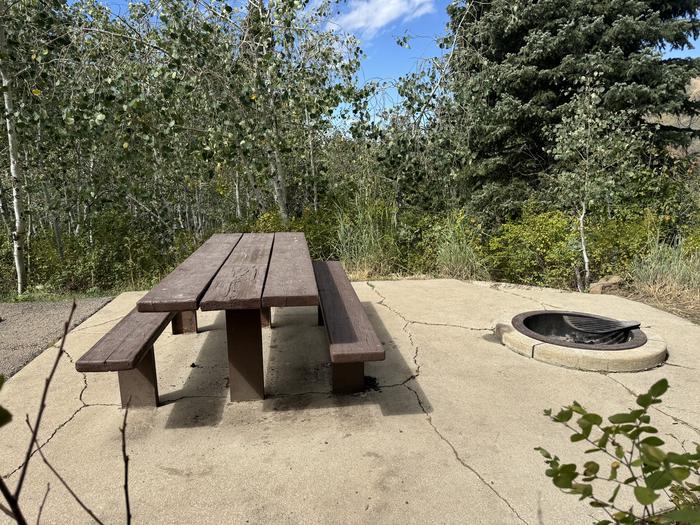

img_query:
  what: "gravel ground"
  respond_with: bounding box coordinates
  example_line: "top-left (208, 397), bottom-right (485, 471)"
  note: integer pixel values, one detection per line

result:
top-left (0, 297), bottom-right (112, 378)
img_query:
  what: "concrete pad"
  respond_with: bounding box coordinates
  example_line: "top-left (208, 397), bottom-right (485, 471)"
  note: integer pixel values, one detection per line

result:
top-left (1, 280), bottom-right (698, 525)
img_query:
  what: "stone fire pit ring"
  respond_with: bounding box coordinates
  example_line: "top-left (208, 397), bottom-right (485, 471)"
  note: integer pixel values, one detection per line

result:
top-left (496, 311), bottom-right (668, 372)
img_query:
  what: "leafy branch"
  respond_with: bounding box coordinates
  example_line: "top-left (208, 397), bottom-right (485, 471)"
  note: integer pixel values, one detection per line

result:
top-left (536, 379), bottom-right (700, 525)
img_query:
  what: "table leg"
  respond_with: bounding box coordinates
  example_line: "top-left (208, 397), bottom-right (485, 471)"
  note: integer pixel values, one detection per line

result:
top-left (261, 307), bottom-right (271, 328)
top-left (172, 310), bottom-right (198, 334)
top-left (225, 309), bottom-right (264, 401)
top-left (118, 346), bottom-right (159, 408)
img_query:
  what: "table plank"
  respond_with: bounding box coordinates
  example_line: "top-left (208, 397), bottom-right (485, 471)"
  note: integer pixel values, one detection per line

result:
top-left (199, 233), bottom-right (274, 310)
top-left (262, 232), bottom-right (319, 307)
top-left (137, 233), bottom-right (242, 312)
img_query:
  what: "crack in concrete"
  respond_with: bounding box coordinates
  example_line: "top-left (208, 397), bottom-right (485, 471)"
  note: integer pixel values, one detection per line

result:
top-left (2, 347), bottom-right (120, 480)
top-left (488, 283), bottom-right (561, 311)
top-left (604, 375), bottom-right (700, 436)
top-left (409, 320), bottom-right (493, 331)
top-left (404, 382), bottom-right (529, 525)
top-left (366, 281), bottom-right (529, 525)
top-left (66, 315), bottom-right (124, 334)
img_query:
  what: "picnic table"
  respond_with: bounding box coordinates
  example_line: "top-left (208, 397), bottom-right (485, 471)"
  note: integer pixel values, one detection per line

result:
top-left (136, 232), bottom-right (318, 401)
top-left (76, 232), bottom-right (384, 408)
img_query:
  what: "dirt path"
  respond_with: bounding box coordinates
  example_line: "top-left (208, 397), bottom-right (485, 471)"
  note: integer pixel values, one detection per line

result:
top-left (0, 297), bottom-right (112, 378)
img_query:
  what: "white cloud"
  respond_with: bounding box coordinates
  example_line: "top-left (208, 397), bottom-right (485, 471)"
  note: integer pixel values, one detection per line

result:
top-left (334, 0), bottom-right (435, 38)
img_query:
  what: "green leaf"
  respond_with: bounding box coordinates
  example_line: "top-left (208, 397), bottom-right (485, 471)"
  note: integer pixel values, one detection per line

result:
top-left (535, 447), bottom-right (552, 459)
top-left (648, 379), bottom-right (669, 398)
top-left (641, 444), bottom-right (666, 462)
top-left (608, 484), bottom-right (620, 503)
top-left (583, 461), bottom-right (599, 477)
top-left (634, 486), bottom-right (659, 505)
top-left (668, 467), bottom-right (690, 482)
top-left (645, 471), bottom-right (672, 490)
top-left (658, 507), bottom-right (700, 524)
top-left (640, 436), bottom-right (664, 446)
top-left (609, 413), bottom-right (637, 424)
top-left (553, 408), bottom-right (573, 423)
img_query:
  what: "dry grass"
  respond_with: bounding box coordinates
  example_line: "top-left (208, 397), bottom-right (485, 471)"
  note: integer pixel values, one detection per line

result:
top-left (614, 285), bottom-right (700, 325)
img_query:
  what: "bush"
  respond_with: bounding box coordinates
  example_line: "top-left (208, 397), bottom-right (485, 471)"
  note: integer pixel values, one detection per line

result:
top-left (290, 207), bottom-right (339, 260)
top-left (487, 210), bottom-right (579, 288)
top-left (587, 215), bottom-right (655, 280)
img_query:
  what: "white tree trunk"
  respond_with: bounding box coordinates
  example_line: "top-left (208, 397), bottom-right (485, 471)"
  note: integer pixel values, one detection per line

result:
top-left (0, 20), bottom-right (27, 294)
top-left (578, 202), bottom-right (590, 292)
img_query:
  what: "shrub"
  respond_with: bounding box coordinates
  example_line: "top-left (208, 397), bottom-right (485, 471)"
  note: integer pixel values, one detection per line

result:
top-left (587, 215), bottom-right (656, 280)
top-left (290, 207), bottom-right (339, 260)
top-left (487, 210), bottom-right (579, 288)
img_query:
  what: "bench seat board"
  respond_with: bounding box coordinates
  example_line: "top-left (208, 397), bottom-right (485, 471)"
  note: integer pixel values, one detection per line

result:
top-left (200, 233), bottom-right (274, 310)
top-left (136, 233), bottom-right (242, 312)
top-left (262, 232), bottom-right (319, 308)
top-left (75, 309), bottom-right (174, 372)
top-left (313, 261), bottom-right (384, 364)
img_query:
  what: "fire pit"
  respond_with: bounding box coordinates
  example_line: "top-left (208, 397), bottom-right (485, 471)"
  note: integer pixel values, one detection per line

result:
top-left (496, 310), bottom-right (667, 372)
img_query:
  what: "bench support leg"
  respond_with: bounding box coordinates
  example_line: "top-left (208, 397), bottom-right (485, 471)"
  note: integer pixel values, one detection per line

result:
top-left (317, 306), bottom-right (324, 326)
top-left (172, 310), bottom-right (198, 334)
top-left (118, 346), bottom-right (159, 408)
top-left (226, 309), bottom-right (264, 401)
top-left (260, 307), bottom-right (271, 328)
top-left (332, 362), bottom-right (365, 394)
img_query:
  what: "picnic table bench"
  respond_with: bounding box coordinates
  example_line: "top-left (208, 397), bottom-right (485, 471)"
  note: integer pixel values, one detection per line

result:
top-left (75, 232), bottom-right (384, 407)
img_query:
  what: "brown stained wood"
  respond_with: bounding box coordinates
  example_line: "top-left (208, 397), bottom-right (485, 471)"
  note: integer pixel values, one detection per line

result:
top-left (137, 233), bottom-right (242, 312)
top-left (313, 261), bottom-right (385, 364)
top-left (262, 232), bottom-right (319, 307)
top-left (199, 233), bottom-right (274, 311)
top-left (332, 362), bottom-right (365, 394)
top-left (75, 309), bottom-right (174, 372)
top-left (171, 310), bottom-right (198, 334)
top-left (226, 309), bottom-right (265, 401)
top-left (118, 346), bottom-right (159, 408)
top-left (261, 307), bottom-right (271, 328)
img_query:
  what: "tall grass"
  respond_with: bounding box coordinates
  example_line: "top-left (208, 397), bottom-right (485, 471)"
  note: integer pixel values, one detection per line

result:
top-left (435, 217), bottom-right (490, 281)
top-left (630, 241), bottom-right (700, 318)
top-left (335, 202), bottom-right (399, 278)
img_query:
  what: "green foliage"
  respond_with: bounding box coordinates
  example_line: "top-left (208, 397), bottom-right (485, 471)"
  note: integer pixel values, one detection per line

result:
top-left (487, 209), bottom-right (579, 288)
top-left (587, 216), bottom-right (656, 279)
top-left (536, 379), bottom-right (700, 524)
top-left (290, 208), bottom-right (339, 260)
top-left (631, 242), bottom-right (700, 294)
top-left (426, 212), bottom-right (489, 280)
top-left (335, 201), bottom-right (399, 277)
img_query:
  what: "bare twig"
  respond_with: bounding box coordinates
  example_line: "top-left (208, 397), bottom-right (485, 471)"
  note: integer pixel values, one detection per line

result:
top-left (0, 501), bottom-right (13, 519)
top-left (25, 419), bottom-right (104, 525)
top-left (14, 301), bottom-right (77, 500)
top-left (0, 479), bottom-right (25, 523)
top-left (35, 484), bottom-right (50, 525)
top-left (120, 404), bottom-right (131, 525)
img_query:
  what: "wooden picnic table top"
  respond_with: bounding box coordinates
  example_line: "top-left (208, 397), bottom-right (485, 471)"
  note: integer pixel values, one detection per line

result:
top-left (136, 232), bottom-right (319, 313)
